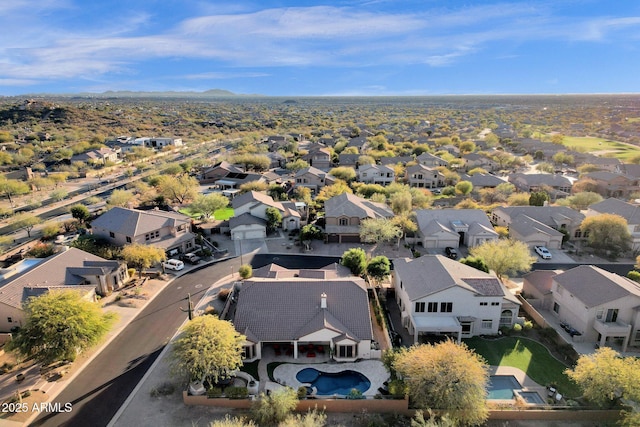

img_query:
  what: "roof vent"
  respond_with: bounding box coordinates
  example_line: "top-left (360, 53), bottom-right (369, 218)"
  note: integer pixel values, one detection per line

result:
top-left (321, 292), bottom-right (327, 309)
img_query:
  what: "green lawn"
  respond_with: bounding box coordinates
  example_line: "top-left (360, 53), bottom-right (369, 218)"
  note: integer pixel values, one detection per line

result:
top-left (465, 336), bottom-right (580, 398)
top-left (213, 207), bottom-right (234, 221)
top-left (561, 136), bottom-right (640, 161)
top-left (178, 207), bottom-right (235, 220)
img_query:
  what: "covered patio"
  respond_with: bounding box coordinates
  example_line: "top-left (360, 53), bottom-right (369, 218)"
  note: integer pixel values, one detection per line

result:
top-left (411, 316), bottom-right (462, 344)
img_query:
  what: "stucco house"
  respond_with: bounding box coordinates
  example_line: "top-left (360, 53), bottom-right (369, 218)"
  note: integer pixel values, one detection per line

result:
top-left (324, 193), bottom-right (394, 243)
top-left (357, 164), bottom-right (395, 186)
top-left (508, 173), bottom-right (573, 199)
top-left (416, 152), bottom-right (449, 168)
top-left (507, 215), bottom-right (565, 249)
top-left (491, 205), bottom-right (585, 243)
top-left (581, 171), bottom-right (639, 199)
top-left (70, 147), bottom-right (120, 165)
top-left (229, 213), bottom-right (267, 240)
top-left (586, 198), bottom-right (640, 251)
top-left (406, 164), bottom-right (445, 189)
top-left (91, 207), bottom-right (197, 257)
top-left (415, 209), bottom-right (498, 249)
top-left (294, 167), bottom-right (336, 194)
top-left (302, 146), bottom-right (332, 171)
top-left (231, 191), bottom-right (301, 236)
top-left (392, 255), bottom-right (520, 344)
top-left (547, 265), bottom-right (640, 352)
top-left (0, 247), bottom-right (129, 331)
top-left (233, 263), bottom-right (375, 362)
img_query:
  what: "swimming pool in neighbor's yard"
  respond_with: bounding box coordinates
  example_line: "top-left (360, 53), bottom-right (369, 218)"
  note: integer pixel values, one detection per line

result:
top-left (487, 375), bottom-right (522, 399)
top-left (296, 367), bottom-right (371, 395)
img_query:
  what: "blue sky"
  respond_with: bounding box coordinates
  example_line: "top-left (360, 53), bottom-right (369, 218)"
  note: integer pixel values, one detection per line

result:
top-left (2, 0), bottom-right (640, 96)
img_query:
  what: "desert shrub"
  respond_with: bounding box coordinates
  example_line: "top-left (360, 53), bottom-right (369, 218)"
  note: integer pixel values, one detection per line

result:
top-left (225, 386), bottom-right (249, 399)
top-left (204, 306), bottom-right (218, 316)
top-left (218, 288), bottom-right (232, 301)
top-left (207, 387), bottom-right (223, 398)
top-left (512, 323), bottom-right (522, 333)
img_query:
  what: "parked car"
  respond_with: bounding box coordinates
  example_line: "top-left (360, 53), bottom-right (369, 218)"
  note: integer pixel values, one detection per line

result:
top-left (534, 246), bottom-right (552, 260)
top-left (182, 252), bottom-right (201, 264)
top-left (445, 247), bottom-right (458, 259)
top-left (163, 259), bottom-right (185, 271)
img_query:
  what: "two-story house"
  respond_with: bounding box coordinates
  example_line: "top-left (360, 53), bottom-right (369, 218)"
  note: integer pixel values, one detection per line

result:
top-left (91, 207), bottom-right (196, 257)
top-left (294, 167), bottom-right (336, 194)
top-left (393, 255), bottom-right (520, 344)
top-left (231, 191), bottom-right (301, 238)
top-left (302, 146), bottom-right (332, 171)
top-left (405, 164), bottom-right (445, 189)
top-left (508, 173), bottom-right (573, 199)
top-left (547, 265), bottom-right (640, 352)
top-left (324, 193), bottom-right (394, 243)
top-left (357, 164), bottom-right (395, 186)
top-left (581, 171), bottom-right (639, 199)
top-left (416, 152), bottom-right (449, 168)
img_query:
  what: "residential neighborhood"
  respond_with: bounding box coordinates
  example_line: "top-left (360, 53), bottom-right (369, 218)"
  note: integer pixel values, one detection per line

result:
top-left (0, 95), bottom-right (639, 426)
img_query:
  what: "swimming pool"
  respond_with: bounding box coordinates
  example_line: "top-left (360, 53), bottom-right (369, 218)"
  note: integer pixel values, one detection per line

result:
top-left (487, 375), bottom-right (522, 400)
top-left (517, 391), bottom-right (545, 404)
top-left (296, 368), bottom-right (371, 395)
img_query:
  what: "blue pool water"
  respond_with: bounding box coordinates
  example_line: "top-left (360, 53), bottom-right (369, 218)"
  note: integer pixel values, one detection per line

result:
top-left (518, 391), bottom-right (545, 404)
top-left (487, 375), bottom-right (522, 399)
top-left (296, 368), bottom-right (371, 395)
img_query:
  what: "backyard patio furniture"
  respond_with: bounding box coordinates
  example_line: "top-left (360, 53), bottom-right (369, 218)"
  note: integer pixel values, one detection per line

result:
top-left (316, 345), bottom-right (325, 353)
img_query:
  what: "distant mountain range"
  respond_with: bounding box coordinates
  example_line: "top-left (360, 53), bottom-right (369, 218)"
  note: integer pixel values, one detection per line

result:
top-left (7, 89), bottom-right (263, 99)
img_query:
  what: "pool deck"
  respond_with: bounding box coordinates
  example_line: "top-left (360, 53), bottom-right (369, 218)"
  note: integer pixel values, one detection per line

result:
top-left (270, 360), bottom-right (389, 397)
top-left (489, 365), bottom-right (548, 402)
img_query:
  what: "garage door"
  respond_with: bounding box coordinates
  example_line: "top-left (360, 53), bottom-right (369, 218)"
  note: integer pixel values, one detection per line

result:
top-left (233, 230), bottom-right (265, 240)
top-left (341, 235), bottom-right (361, 243)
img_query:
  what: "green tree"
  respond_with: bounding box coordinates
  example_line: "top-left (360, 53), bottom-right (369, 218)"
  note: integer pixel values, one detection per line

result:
top-left (230, 154), bottom-right (271, 171)
top-left (190, 193), bottom-right (229, 221)
top-left (239, 264), bottom-right (253, 279)
top-left (390, 191), bottom-right (412, 214)
top-left (170, 316), bottom-right (245, 384)
top-left (557, 191), bottom-right (603, 210)
top-left (41, 221), bottom-right (62, 240)
top-left (328, 166), bottom-right (356, 182)
top-left (13, 213), bottom-right (40, 238)
top-left (155, 175), bottom-right (199, 204)
top-left (469, 239), bottom-right (536, 281)
top-left (455, 180), bottom-right (473, 196)
top-left (300, 224), bottom-right (323, 241)
top-left (121, 243), bottom-right (166, 277)
top-left (341, 248), bottom-right (367, 276)
top-left (239, 181), bottom-right (269, 193)
top-left (315, 181), bottom-right (352, 203)
top-left (265, 207), bottom-right (283, 233)
top-left (394, 341), bottom-right (489, 426)
top-left (251, 387), bottom-right (299, 426)
top-left (366, 256), bottom-right (391, 284)
top-left (359, 218), bottom-right (401, 244)
top-left (9, 290), bottom-right (116, 365)
top-left (507, 192), bottom-right (531, 206)
top-left (566, 347), bottom-right (640, 420)
top-left (529, 191), bottom-right (549, 206)
top-left (459, 256), bottom-right (490, 273)
top-left (70, 204), bottom-right (90, 224)
top-left (107, 189), bottom-right (135, 208)
top-left (285, 159), bottom-right (310, 172)
top-left (580, 213), bottom-right (632, 257)
top-left (0, 177), bottom-right (30, 206)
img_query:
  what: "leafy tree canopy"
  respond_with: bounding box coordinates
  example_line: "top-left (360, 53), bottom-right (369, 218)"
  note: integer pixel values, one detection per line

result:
top-left (341, 248), bottom-right (367, 276)
top-left (469, 239), bottom-right (536, 281)
top-left (9, 290), bottom-right (116, 365)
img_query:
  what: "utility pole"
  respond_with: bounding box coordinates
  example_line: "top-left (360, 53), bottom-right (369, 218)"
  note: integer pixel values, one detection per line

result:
top-left (180, 293), bottom-right (194, 320)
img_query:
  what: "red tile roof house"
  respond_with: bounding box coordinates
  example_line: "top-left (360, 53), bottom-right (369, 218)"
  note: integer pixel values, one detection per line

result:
top-left (0, 247), bottom-right (128, 332)
top-left (392, 255), bottom-right (520, 344)
top-left (232, 263), bottom-right (375, 362)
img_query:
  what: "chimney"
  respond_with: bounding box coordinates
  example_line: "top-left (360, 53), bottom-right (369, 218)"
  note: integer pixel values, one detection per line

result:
top-left (320, 292), bottom-right (327, 309)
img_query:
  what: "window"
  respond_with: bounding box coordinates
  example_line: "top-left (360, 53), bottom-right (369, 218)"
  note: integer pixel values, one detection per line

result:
top-left (635, 330), bottom-right (640, 342)
top-left (596, 309), bottom-right (604, 320)
top-left (7, 317), bottom-right (12, 323)
top-left (480, 302), bottom-right (488, 306)
top-left (500, 310), bottom-right (513, 327)
top-left (606, 309), bottom-right (619, 323)
top-left (145, 233), bottom-right (150, 241)
top-left (491, 302), bottom-right (500, 306)
top-left (242, 344), bottom-right (255, 360)
top-left (481, 319), bottom-right (493, 329)
top-left (126, 236), bottom-right (132, 243)
top-left (553, 302), bottom-right (560, 314)
top-left (339, 218), bottom-right (349, 226)
top-left (440, 302), bottom-right (453, 313)
top-left (415, 302), bottom-right (426, 313)
top-left (574, 230), bottom-right (582, 238)
top-left (427, 302), bottom-right (438, 312)
top-left (296, 178), bottom-right (302, 183)
top-left (337, 345), bottom-right (355, 358)
top-left (461, 322), bottom-right (472, 334)
top-left (186, 242), bottom-right (193, 249)
top-left (109, 232), bottom-right (115, 238)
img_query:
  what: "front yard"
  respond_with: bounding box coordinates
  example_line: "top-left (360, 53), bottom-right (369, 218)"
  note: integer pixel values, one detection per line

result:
top-left (465, 336), bottom-right (581, 398)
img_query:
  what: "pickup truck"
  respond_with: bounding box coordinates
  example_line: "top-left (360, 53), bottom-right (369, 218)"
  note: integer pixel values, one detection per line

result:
top-left (182, 252), bottom-right (201, 264)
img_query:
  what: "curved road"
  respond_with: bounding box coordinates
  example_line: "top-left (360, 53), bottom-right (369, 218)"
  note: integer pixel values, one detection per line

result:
top-left (30, 254), bottom-right (339, 427)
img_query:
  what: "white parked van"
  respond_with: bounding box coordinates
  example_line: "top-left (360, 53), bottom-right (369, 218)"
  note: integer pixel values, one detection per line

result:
top-left (163, 259), bottom-right (184, 271)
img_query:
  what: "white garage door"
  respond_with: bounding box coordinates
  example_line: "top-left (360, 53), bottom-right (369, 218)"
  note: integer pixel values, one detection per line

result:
top-left (233, 230), bottom-right (265, 240)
